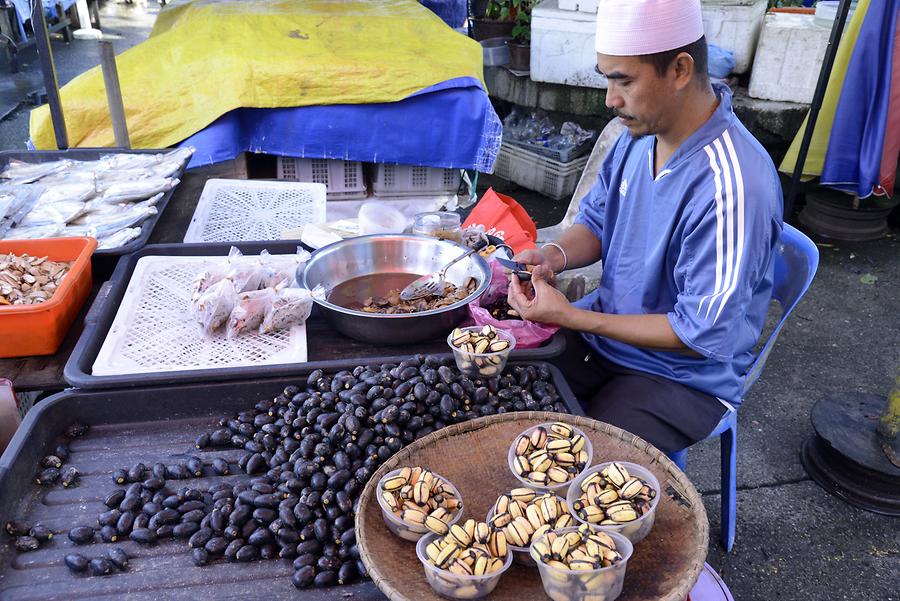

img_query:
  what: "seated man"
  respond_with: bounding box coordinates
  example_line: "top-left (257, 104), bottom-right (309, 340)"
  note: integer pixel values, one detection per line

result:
top-left (507, 0), bottom-right (783, 454)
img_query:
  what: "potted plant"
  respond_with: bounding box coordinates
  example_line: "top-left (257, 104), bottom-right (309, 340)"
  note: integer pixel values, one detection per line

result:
top-left (471, 0), bottom-right (517, 42)
top-left (507, 0), bottom-right (533, 72)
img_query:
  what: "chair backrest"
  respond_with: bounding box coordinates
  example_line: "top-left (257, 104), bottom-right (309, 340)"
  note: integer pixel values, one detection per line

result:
top-left (743, 223), bottom-right (819, 393)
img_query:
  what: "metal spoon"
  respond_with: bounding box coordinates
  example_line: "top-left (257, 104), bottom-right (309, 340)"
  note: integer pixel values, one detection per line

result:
top-left (400, 240), bottom-right (486, 301)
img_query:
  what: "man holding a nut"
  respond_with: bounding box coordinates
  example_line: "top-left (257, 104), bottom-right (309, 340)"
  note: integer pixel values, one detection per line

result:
top-left (507, 0), bottom-right (783, 454)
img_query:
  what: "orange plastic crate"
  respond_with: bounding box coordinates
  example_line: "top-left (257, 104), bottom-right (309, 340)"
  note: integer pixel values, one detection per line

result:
top-left (0, 237), bottom-right (97, 358)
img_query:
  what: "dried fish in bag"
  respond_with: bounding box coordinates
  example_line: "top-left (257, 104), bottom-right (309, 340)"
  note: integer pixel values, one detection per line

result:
top-left (0, 185), bottom-right (44, 236)
top-left (193, 278), bottom-right (237, 335)
top-left (71, 205), bottom-right (157, 237)
top-left (2, 224), bottom-right (64, 240)
top-left (17, 201), bottom-right (86, 228)
top-left (97, 228), bottom-right (142, 250)
top-left (148, 148), bottom-right (195, 178)
top-left (96, 177), bottom-right (178, 204)
top-left (190, 268), bottom-right (227, 307)
top-left (225, 288), bottom-right (275, 339)
top-left (259, 287), bottom-right (316, 334)
top-left (0, 160), bottom-right (70, 184)
top-left (38, 182), bottom-right (98, 205)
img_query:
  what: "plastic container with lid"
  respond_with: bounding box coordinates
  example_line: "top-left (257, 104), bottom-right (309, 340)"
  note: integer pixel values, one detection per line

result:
top-left (412, 211), bottom-right (462, 242)
top-left (358, 201), bottom-right (409, 235)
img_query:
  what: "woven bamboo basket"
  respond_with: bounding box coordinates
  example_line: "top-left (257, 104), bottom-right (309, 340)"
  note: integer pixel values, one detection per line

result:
top-left (356, 412), bottom-right (708, 601)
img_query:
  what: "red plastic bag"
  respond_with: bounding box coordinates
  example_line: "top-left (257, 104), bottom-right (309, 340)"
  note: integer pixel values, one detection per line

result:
top-left (466, 261), bottom-right (558, 349)
top-left (462, 188), bottom-right (536, 255)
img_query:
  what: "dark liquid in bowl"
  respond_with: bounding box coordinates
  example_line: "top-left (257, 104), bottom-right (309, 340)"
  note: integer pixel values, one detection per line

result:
top-left (327, 273), bottom-right (422, 311)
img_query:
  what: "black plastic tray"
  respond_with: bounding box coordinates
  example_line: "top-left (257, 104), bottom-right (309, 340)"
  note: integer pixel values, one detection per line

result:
top-left (0, 364), bottom-right (581, 600)
top-left (0, 148), bottom-right (188, 278)
top-left (64, 241), bottom-right (566, 390)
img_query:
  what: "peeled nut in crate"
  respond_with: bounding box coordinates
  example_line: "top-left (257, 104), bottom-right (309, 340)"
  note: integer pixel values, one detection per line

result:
top-left (378, 467), bottom-right (463, 541)
top-left (568, 461), bottom-right (660, 544)
top-left (447, 325), bottom-right (516, 377)
top-left (509, 422), bottom-right (592, 490)
top-left (0, 253), bottom-right (71, 306)
top-left (417, 518), bottom-right (513, 600)
top-left (486, 488), bottom-right (573, 566)
top-left (530, 524), bottom-right (633, 601)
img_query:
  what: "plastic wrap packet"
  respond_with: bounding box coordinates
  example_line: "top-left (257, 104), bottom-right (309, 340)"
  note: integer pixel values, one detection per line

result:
top-left (0, 159), bottom-right (71, 184)
top-left (225, 247), bottom-right (266, 293)
top-left (259, 286), bottom-right (317, 334)
top-left (98, 153), bottom-right (165, 171)
top-left (97, 177), bottom-right (178, 204)
top-left (17, 201), bottom-right (86, 228)
top-left (226, 288), bottom-right (276, 339)
top-left (39, 181), bottom-right (99, 205)
top-left (70, 205), bottom-right (157, 237)
top-left (97, 227), bottom-right (142, 250)
top-left (1, 224), bottom-right (64, 240)
top-left (149, 148), bottom-right (195, 178)
top-left (193, 278), bottom-right (238, 334)
top-left (258, 248), bottom-right (311, 289)
top-left (0, 185), bottom-right (44, 237)
top-left (82, 193), bottom-right (164, 219)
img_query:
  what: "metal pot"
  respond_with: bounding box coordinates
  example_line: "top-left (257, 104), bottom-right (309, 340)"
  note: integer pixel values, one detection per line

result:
top-left (298, 234), bottom-right (491, 345)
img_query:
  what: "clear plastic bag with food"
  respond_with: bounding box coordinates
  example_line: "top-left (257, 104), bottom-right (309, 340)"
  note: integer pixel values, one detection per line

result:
top-left (17, 200), bottom-right (86, 228)
top-left (259, 287), bottom-right (316, 334)
top-left (97, 227), bottom-right (142, 250)
top-left (190, 267), bottom-right (227, 307)
top-left (71, 204), bottom-right (157, 237)
top-left (226, 288), bottom-right (275, 339)
top-left (193, 278), bottom-right (237, 335)
top-left (225, 247), bottom-right (266, 293)
top-left (1, 224), bottom-right (64, 240)
top-left (258, 248), bottom-right (310, 289)
top-left (0, 160), bottom-right (71, 184)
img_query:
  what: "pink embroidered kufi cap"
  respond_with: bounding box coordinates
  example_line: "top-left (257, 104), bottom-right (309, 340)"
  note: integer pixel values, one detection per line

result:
top-left (595, 0), bottom-right (704, 56)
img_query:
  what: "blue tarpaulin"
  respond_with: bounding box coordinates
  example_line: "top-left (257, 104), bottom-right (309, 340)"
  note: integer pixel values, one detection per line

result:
top-left (419, 0), bottom-right (467, 28)
top-left (178, 77), bottom-right (502, 173)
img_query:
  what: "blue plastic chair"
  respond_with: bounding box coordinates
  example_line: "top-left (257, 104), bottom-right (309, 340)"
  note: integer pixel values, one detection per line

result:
top-left (667, 223), bottom-right (819, 551)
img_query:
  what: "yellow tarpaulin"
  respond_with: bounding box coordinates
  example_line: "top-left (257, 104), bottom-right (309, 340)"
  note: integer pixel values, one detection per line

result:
top-left (30, 0), bottom-right (485, 150)
top-left (778, 0), bottom-right (870, 179)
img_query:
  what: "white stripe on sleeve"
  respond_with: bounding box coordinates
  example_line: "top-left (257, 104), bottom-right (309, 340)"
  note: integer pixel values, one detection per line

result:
top-left (713, 130), bottom-right (746, 323)
top-left (698, 144), bottom-right (725, 316)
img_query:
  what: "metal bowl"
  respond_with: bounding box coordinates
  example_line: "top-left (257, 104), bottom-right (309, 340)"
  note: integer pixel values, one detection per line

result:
top-left (298, 234), bottom-right (491, 344)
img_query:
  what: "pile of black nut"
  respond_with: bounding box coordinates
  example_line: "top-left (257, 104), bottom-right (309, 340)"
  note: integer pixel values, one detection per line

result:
top-left (8, 356), bottom-right (569, 591)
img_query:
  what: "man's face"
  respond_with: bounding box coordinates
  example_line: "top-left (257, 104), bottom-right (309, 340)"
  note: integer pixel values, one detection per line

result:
top-left (597, 53), bottom-right (674, 138)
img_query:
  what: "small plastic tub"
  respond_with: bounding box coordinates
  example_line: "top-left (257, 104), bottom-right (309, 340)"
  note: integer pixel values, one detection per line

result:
top-left (0, 237), bottom-right (97, 358)
top-left (530, 527), bottom-right (633, 601)
top-left (507, 422), bottom-right (593, 494)
top-left (447, 326), bottom-right (516, 379)
top-left (358, 201), bottom-right (408, 235)
top-left (376, 468), bottom-right (464, 542)
top-left (566, 461), bottom-right (661, 545)
top-left (416, 533), bottom-right (513, 600)
top-left (484, 493), bottom-right (569, 568)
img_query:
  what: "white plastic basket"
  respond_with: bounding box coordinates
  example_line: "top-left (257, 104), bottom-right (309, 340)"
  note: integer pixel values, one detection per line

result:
top-left (183, 179), bottom-right (326, 243)
top-left (276, 157), bottom-right (367, 200)
top-left (493, 142), bottom-right (588, 200)
top-left (370, 164), bottom-right (462, 197)
top-left (92, 255), bottom-right (307, 376)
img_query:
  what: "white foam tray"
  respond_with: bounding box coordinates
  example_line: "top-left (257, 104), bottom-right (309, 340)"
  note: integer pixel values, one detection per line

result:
top-left (92, 255), bottom-right (308, 376)
top-left (184, 179), bottom-right (326, 243)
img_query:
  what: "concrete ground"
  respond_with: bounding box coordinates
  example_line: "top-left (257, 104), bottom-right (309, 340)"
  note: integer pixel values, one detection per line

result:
top-left (0, 1), bottom-right (159, 149)
top-left (2, 5), bottom-right (899, 599)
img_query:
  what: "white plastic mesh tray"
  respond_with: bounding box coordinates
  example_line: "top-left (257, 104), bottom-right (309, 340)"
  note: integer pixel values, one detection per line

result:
top-left (183, 180), bottom-right (327, 243)
top-left (92, 255), bottom-right (308, 376)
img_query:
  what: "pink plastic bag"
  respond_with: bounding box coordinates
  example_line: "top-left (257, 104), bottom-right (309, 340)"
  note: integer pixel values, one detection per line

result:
top-left (466, 260), bottom-right (559, 349)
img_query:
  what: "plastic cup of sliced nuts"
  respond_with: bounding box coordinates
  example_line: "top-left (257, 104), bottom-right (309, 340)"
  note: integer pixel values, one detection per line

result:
top-left (377, 467), bottom-right (464, 542)
top-left (416, 518), bottom-right (513, 600)
top-left (530, 524), bottom-right (633, 601)
top-left (566, 461), bottom-right (660, 544)
top-left (485, 488), bottom-right (573, 567)
top-left (447, 325), bottom-right (516, 379)
top-left (508, 422), bottom-right (593, 493)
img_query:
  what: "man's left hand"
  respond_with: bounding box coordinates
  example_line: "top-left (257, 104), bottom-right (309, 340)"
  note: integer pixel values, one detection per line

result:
top-left (507, 265), bottom-right (572, 327)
